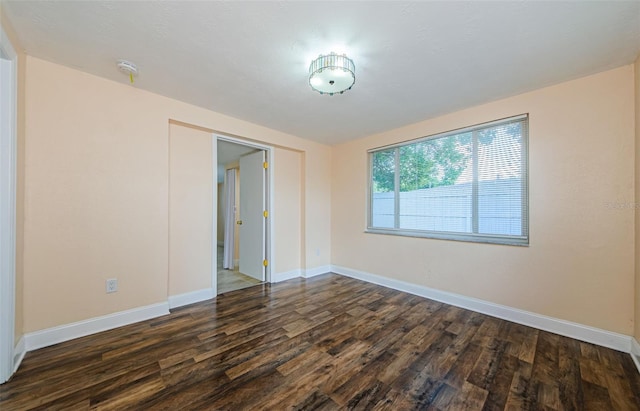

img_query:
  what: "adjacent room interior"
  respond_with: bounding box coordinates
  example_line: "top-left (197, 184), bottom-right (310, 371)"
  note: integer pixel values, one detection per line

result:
top-left (216, 139), bottom-right (267, 294)
top-left (1, 1), bottom-right (640, 409)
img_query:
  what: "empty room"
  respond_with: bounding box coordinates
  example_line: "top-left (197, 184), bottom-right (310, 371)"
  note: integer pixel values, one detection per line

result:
top-left (1, 1), bottom-right (640, 410)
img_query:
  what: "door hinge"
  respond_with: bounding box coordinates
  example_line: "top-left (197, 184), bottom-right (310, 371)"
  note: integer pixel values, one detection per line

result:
top-left (263, 259), bottom-right (269, 267)
top-left (263, 162), bottom-right (269, 169)
top-left (263, 210), bottom-right (268, 218)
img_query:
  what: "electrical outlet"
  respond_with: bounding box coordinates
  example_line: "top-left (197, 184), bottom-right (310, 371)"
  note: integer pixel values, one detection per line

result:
top-left (106, 278), bottom-right (118, 293)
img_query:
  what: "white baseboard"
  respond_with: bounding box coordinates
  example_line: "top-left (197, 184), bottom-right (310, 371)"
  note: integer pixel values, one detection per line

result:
top-left (24, 302), bottom-right (169, 352)
top-left (631, 338), bottom-right (640, 374)
top-left (331, 265), bottom-right (633, 354)
top-left (12, 336), bottom-right (25, 375)
top-left (272, 269), bottom-right (302, 283)
top-left (271, 266), bottom-right (330, 282)
top-left (168, 288), bottom-right (215, 309)
top-left (304, 265), bottom-right (331, 278)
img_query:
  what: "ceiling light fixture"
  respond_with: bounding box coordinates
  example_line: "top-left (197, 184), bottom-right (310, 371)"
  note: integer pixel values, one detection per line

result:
top-left (308, 52), bottom-right (355, 96)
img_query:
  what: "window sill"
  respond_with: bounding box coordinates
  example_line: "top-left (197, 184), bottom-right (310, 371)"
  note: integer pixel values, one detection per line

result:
top-left (364, 228), bottom-right (529, 247)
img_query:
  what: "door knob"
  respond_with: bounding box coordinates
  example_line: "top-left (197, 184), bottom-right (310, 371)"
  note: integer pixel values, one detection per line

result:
top-left (237, 220), bottom-right (243, 225)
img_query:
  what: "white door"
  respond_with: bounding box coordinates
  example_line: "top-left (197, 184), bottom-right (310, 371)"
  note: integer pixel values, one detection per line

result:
top-left (238, 150), bottom-right (266, 281)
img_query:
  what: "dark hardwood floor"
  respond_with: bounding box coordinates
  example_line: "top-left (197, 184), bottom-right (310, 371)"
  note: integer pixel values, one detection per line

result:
top-left (1, 273), bottom-right (639, 410)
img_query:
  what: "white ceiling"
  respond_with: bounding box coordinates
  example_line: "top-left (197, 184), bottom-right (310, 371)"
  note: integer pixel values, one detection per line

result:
top-left (217, 140), bottom-right (260, 183)
top-left (3, 1), bottom-right (640, 145)
top-left (217, 140), bottom-right (258, 167)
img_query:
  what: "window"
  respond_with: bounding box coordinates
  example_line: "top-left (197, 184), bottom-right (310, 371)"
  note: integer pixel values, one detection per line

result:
top-left (368, 115), bottom-right (528, 245)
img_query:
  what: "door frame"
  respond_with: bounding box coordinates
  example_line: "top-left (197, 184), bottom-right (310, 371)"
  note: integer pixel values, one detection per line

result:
top-left (0, 25), bottom-right (18, 384)
top-left (214, 135), bottom-right (274, 286)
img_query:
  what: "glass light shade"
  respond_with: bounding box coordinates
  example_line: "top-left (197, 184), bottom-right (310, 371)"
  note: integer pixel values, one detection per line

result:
top-left (308, 53), bottom-right (355, 95)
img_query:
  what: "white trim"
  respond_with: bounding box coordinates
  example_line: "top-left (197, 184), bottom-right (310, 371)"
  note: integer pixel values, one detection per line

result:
top-left (267, 146), bottom-right (275, 284)
top-left (168, 288), bottom-right (215, 309)
top-left (24, 302), bottom-right (169, 351)
top-left (331, 265), bottom-right (632, 353)
top-left (304, 265), bottom-right (331, 278)
top-left (631, 338), bottom-right (640, 374)
top-left (368, 114), bottom-right (530, 153)
top-left (12, 336), bottom-right (24, 375)
top-left (0, 24), bottom-right (18, 385)
top-left (272, 266), bottom-right (331, 282)
top-left (273, 269), bottom-right (302, 283)
top-left (211, 139), bottom-right (218, 297)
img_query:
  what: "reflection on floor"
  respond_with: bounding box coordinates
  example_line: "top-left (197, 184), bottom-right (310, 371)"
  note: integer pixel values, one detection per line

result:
top-left (217, 246), bottom-right (262, 294)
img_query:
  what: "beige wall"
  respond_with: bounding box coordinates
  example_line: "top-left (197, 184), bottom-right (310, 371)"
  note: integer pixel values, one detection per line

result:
top-left (274, 148), bottom-right (303, 275)
top-left (23, 56), bottom-right (331, 333)
top-left (1, 8), bottom-right (26, 345)
top-left (305, 147), bottom-right (331, 269)
top-left (332, 65), bottom-right (636, 335)
top-left (635, 55), bottom-right (640, 342)
top-left (24, 59), bottom-right (170, 331)
top-left (169, 123), bottom-right (213, 296)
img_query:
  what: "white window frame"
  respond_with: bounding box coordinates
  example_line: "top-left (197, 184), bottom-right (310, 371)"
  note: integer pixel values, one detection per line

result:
top-left (367, 114), bottom-right (529, 246)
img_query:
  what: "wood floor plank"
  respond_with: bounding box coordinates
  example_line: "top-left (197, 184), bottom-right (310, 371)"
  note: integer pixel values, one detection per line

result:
top-left (466, 340), bottom-right (508, 390)
top-left (582, 380), bottom-right (614, 411)
top-left (292, 390), bottom-right (340, 411)
top-left (447, 380), bottom-right (489, 411)
top-left (556, 335), bottom-right (584, 410)
top-left (330, 351), bottom-right (395, 406)
top-left (259, 352), bottom-right (337, 409)
top-left (503, 359), bottom-right (534, 410)
top-left (1, 273), bottom-right (639, 410)
top-left (518, 327), bottom-right (539, 364)
top-left (479, 352), bottom-right (519, 411)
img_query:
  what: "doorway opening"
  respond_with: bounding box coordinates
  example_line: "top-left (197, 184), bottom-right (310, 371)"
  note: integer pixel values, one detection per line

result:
top-left (216, 136), bottom-right (272, 294)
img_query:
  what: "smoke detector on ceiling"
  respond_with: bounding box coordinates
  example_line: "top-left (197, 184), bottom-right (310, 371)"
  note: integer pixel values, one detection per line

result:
top-left (116, 60), bottom-right (138, 83)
